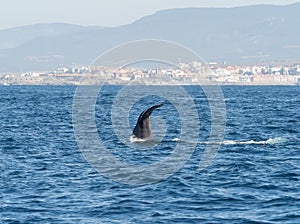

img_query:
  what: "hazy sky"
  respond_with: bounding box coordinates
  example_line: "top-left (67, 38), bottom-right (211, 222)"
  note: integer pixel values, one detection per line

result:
top-left (1, 0), bottom-right (299, 29)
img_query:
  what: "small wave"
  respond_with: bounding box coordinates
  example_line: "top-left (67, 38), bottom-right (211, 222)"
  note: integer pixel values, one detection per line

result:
top-left (172, 138), bottom-right (181, 142)
top-left (171, 137), bottom-right (288, 145)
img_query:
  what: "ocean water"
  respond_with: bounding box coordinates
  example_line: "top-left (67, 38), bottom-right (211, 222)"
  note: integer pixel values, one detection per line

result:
top-left (1, 85), bottom-right (300, 223)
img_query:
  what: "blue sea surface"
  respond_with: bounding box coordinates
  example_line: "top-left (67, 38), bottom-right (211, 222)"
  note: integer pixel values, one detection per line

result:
top-left (1, 85), bottom-right (300, 223)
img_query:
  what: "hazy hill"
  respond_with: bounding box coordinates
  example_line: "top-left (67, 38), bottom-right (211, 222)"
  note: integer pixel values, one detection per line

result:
top-left (0, 23), bottom-right (96, 50)
top-left (0, 3), bottom-right (300, 72)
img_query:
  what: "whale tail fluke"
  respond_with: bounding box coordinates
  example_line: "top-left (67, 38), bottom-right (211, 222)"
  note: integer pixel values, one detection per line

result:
top-left (132, 102), bottom-right (165, 140)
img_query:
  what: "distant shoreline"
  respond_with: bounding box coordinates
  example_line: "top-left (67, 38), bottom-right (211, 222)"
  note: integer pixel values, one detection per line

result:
top-left (1, 63), bottom-right (300, 86)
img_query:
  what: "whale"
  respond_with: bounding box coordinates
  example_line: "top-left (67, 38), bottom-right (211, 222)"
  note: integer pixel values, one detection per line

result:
top-left (130, 102), bottom-right (165, 142)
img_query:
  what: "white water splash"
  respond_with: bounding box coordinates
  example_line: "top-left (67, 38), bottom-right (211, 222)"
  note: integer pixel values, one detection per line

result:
top-left (265, 137), bottom-right (288, 145)
top-left (172, 137), bottom-right (288, 145)
top-left (130, 135), bottom-right (149, 143)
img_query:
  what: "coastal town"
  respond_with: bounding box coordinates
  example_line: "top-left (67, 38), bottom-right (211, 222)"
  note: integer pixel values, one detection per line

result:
top-left (1, 61), bottom-right (300, 85)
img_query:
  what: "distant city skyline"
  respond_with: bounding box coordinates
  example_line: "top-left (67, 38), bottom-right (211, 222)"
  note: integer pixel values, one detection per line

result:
top-left (1, 0), bottom-right (300, 30)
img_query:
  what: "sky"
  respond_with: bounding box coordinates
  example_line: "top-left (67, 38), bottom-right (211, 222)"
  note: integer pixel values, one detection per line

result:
top-left (1, 0), bottom-right (300, 29)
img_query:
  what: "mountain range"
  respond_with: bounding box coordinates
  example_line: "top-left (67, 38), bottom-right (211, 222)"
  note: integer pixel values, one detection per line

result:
top-left (1, 3), bottom-right (300, 72)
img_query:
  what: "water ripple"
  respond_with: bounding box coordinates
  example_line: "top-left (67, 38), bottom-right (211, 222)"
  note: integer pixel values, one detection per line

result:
top-left (1, 85), bottom-right (300, 223)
